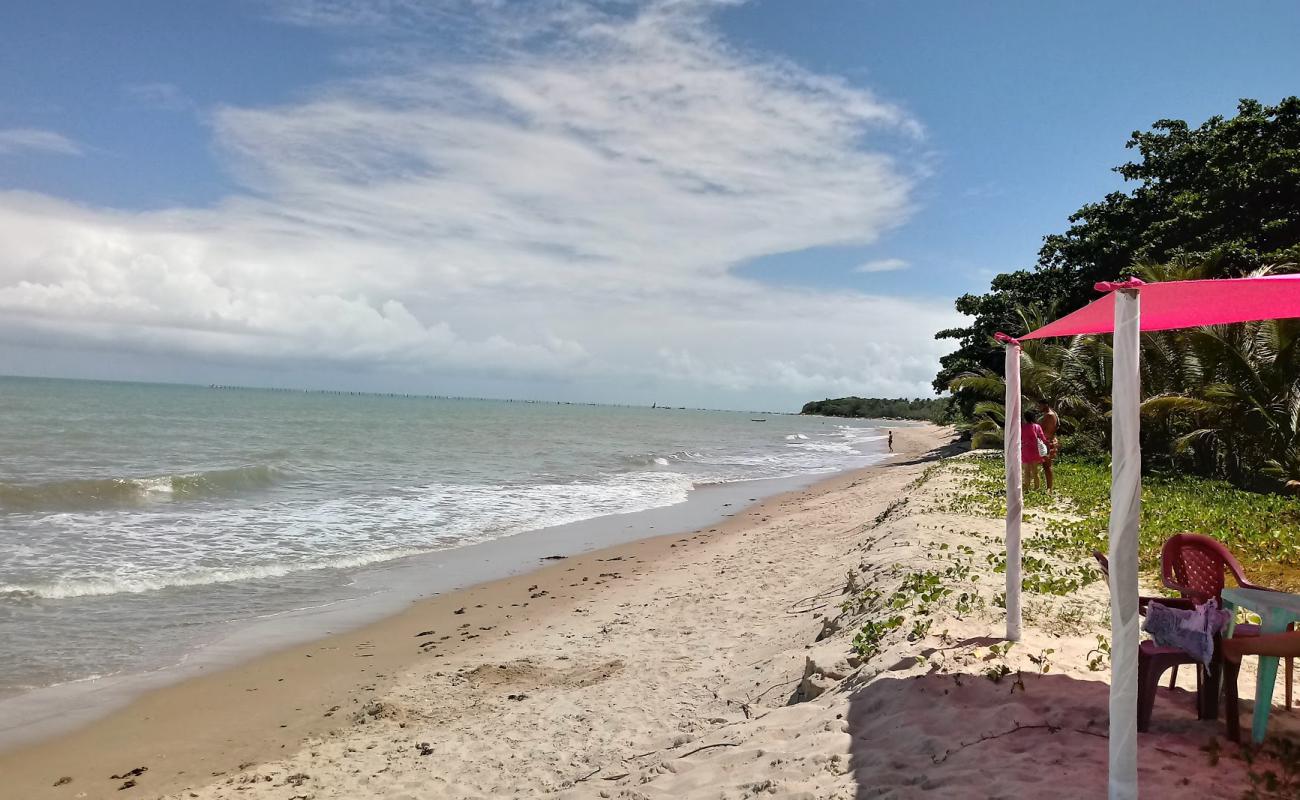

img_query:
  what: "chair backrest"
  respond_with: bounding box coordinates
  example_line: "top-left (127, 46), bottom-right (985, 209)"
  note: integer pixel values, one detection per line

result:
top-left (1160, 533), bottom-right (1250, 604)
top-left (1093, 550), bottom-right (1110, 582)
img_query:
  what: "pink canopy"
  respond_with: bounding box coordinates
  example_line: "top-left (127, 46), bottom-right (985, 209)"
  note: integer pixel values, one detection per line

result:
top-left (1020, 274), bottom-right (1300, 340)
top-left (996, 273), bottom-right (1300, 799)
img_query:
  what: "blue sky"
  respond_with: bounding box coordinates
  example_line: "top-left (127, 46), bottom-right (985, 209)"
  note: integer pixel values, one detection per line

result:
top-left (728, 0), bottom-right (1300, 296)
top-left (1, 1), bottom-right (1298, 408)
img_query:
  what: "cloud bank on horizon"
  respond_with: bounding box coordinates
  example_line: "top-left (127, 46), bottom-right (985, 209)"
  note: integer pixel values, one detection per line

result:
top-left (0, 0), bottom-right (959, 408)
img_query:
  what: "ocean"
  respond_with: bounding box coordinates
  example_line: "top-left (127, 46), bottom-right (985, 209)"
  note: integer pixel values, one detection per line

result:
top-left (0, 375), bottom-right (889, 710)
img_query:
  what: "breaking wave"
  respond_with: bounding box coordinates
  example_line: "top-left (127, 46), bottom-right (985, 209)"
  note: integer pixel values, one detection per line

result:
top-left (0, 465), bottom-right (288, 512)
top-left (0, 472), bottom-right (695, 599)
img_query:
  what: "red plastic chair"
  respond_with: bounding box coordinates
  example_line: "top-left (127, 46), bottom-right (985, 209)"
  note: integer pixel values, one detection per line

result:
top-left (1160, 533), bottom-right (1293, 711)
top-left (1093, 551), bottom-right (1204, 731)
top-left (1160, 533), bottom-right (1268, 605)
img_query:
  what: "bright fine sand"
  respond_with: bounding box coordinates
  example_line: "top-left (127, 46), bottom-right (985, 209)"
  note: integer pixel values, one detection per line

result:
top-left (3, 424), bottom-right (1289, 799)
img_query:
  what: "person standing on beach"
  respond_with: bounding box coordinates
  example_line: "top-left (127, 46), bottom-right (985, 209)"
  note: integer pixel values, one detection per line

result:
top-left (887, 430), bottom-right (893, 451)
top-left (1036, 399), bottom-right (1059, 491)
top-left (1021, 411), bottom-right (1049, 492)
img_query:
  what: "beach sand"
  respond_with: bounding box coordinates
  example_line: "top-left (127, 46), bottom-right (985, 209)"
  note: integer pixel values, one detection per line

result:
top-left (2, 423), bottom-right (1290, 798)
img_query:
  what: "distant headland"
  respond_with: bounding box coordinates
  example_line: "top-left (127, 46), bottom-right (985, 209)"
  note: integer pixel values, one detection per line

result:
top-left (800, 396), bottom-right (948, 422)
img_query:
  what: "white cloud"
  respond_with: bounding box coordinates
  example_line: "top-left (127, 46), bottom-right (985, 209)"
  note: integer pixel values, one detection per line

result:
top-left (0, 0), bottom-right (957, 406)
top-left (855, 258), bottom-right (910, 274)
top-left (0, 128), bottom-right (82, 156)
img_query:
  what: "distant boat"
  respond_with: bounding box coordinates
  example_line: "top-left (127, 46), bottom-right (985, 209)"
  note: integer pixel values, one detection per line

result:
top-left (751, 418), bottom-right (767, 422)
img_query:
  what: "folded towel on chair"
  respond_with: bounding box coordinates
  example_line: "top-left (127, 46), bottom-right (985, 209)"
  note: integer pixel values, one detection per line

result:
top-left (1143, 599), bottom-right (1230, 665)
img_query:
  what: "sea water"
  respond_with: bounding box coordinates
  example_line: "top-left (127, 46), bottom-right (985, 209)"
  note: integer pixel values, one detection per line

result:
top-left (0, 375), bottom-right (889, 700)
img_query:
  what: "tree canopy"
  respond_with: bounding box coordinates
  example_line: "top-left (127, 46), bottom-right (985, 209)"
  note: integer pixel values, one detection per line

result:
top-left (938, 98), bottom-right (1300, 492)
top-left (936, 98), bottom-right (1300, 397)
top-left (801, 396), bottom-right (948, 422)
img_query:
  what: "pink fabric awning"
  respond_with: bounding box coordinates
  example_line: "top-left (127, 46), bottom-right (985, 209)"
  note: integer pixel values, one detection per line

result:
top-left (1020, 275), bottom-right (1300, 339)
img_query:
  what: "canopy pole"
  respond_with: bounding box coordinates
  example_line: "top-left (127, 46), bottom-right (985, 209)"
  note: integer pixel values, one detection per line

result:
top-left (1108, 288), bottom-right (1142, 800)
top-left (1002, 339), bottom-right (1023, 641)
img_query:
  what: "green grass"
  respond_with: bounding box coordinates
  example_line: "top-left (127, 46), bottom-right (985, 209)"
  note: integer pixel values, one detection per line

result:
top-left (956, 453), bottom-right (1300, 589)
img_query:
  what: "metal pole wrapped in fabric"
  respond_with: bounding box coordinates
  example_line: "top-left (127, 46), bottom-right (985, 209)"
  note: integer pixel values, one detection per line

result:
top-left (1108, 289), bottom-right (1142, 800)
top-left (1003, 342), bottom-right (1023, 641)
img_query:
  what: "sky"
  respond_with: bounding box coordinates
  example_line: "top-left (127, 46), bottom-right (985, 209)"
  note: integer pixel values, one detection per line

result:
top-left (2, 0), bottom-right (1298, 411)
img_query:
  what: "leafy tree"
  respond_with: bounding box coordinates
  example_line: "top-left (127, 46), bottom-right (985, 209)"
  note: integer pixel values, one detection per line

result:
top-left (800, 396), bottom-right (949, 422)
top-left (936, 97), bottom-right (1300, 396)
top-left (1143, 317), bottom-right (1300, 487)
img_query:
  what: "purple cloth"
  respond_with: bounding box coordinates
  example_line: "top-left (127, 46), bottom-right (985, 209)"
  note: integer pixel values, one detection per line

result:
top-left (1142, 599), bottom-right (1231, 665)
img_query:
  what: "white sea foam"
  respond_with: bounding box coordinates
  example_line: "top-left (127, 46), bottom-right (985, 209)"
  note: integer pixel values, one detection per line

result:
top-left (0, 549), bottom-right (429, 600)
top-left (2, 405), bottom-right (884, 609)
top-left (2, 472), bottom-right (697, 600)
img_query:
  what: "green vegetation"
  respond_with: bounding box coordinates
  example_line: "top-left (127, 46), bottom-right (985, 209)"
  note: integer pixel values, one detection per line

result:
top-left (955, 453), bottom-right (1300, 589)
top-left (936, 98), bottom-right (1300, 492)
top-left (1086, 635), bottom-right (1111, 672)
top-left (937, 97), bottom-right (1300, 396)
top-left (848, 545), bottom-right (983, 662)
top-left (950, 276), bottom-right (1300, 491)
top-left (801, 396), bottom-right (949, 421)
top-left (851, 615), bottom-right (904, 661)
top-left (843, 454), bottom-right (1299, 796)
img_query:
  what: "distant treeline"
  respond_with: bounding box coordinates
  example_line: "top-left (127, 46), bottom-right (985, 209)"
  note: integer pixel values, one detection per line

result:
top-left (800, 397), bottom-right (948, 422)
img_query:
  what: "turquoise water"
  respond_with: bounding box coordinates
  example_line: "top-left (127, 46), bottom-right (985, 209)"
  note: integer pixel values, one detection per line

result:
top-left (0, 376), bottom-right (887, 694)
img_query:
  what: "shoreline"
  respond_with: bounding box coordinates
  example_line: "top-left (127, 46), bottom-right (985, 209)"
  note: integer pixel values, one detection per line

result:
top-left (3, 424), bottom-right (1287, 798)
top-left (0, 465), bottom-right (879, 751)
top-left (0, 432), bottom-right (924, 799)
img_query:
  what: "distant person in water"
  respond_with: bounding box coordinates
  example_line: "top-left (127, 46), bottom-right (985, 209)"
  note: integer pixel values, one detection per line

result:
top-left (888, 431), bottom-right (893, 451)
top-left (1036, 399), bottom-right (1059, 491)
top-left (1021, 411), bottom-right (1049, 492)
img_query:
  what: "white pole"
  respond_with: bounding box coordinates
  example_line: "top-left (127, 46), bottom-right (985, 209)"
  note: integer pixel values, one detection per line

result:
top-left (1108, 288), bottom-right (1142, 800)
top-left (1004, 342), bottom-right (1023, 641)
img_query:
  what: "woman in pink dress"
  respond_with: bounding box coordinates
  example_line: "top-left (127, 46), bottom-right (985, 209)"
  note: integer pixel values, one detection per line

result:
top-left (1020, 411), bottom-right (1049, 492)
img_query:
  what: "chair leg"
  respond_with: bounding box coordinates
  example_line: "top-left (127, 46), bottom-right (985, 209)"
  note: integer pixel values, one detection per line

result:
top-left (1195, 665), bottom-right (1204, 716)
top-left (1169, 664), bottom-right (1178, 690)
top-left (1203, 658), bottom-right (1222, 720)
top-left (1138, 654), bottom-right (1163, 733)
top-left (1225, 659), bottom-right (1242, 743)
top-left (1287, 658), bottom-right (1293, 711)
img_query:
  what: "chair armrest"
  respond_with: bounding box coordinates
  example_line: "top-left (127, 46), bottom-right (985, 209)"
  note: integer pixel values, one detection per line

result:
top-left (1238, 579), bottom-right (1276, 593)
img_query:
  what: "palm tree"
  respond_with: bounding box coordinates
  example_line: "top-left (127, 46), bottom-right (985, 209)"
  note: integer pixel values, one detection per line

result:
top-left (1142, 318), bottom-right (1300, 485)
top-left (1138, 263), bottom-right (1300, 486)
top-left (952, 259), bottom-right (1300, 490)
top-left (949, 309), bottom-right (1112, 453)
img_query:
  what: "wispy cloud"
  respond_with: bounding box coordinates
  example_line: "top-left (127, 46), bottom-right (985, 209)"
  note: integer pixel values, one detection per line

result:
top-left (0, 0), bottom-right (955, 404)
top-left (0, 128), bottom-right (82, 156)
top-left (124, 82), bottom-right (195, 112)
top-left (855, 258), bottom-right (910, 273)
